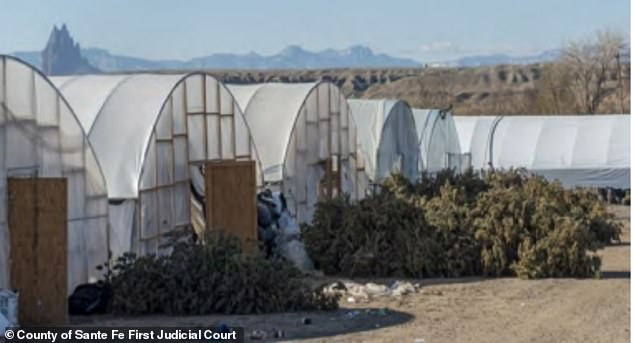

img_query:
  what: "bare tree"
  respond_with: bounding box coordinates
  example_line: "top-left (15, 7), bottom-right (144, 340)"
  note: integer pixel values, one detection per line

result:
top-left (533, 62), bottom-right (575, 114)
top-left (561, 30), bottom-right (626, 113)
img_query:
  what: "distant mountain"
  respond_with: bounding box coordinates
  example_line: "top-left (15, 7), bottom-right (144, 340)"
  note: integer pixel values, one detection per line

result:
top-left (429, 50), bottom-right (561, 68)
top-left (11, 25), bottom-right (421, 72)
top-left (11, 24), bottom-right (562, 73)
top-left (40, 24), bottom-right (99, 75)
top-left (83, 44), bottom-right (421, 71)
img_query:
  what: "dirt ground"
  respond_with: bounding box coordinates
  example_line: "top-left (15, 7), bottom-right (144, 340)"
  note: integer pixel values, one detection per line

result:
top-left (73, 205), bottom-right (631, 343)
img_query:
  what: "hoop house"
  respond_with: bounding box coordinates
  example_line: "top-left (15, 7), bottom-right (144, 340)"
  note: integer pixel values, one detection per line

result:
top-left (0, 55), bottom-right (109, 292)
top-left (454, 115), bottom-right (630, 189)
top-left (348, 99), bottom-right (419, 183)
top-left (412, 109), bottom-right (463, 173)
top-left (228, 82), bottom-right (360, 223)
top-left (53, 73), bottom-right (262, 257)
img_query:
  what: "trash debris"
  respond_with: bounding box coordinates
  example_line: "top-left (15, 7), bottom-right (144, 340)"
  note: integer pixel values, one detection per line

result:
top-left (0, 290), bottom-right (18, 334)
top-left (330, 281), bottom-right (347, 291)
top-left (68, 283), bottom-right (110, 315)
top-left (266, 191), bottom-right (315, 272)
top-left (0, 313), bottom-right (9, 336)
top-left (390, 281), bottom-right (416, 296)
top-left (324, 280), bottom-right (418, 300)
top-left (249, 329), bottom-right (267, 340)
top-left (364, 282), bottom-right (389, 296)
top-left (272, 329), bottom-right (284, 339)
top-left (345, 310), bottom-right (361, 319)
top-left (346, 296), bottom-right (356, 303)
top-left (279, 239), bottom-right (315, 271)
top-left (344, 282), bottom-right (370, 301)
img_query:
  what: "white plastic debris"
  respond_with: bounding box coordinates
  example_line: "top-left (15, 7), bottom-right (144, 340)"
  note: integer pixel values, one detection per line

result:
top-left (389, 281), bottom-right (416, 296)
top-left (0, 314), bottom-right (9, 335)
top-left (364, 282), bottom-right (389, 297)
top-left (279, 239), bottom-right (315, 271)
top-left (271, 192), bottom-right (315, 272)
top-left (0, 290), bottom-right (18, 334)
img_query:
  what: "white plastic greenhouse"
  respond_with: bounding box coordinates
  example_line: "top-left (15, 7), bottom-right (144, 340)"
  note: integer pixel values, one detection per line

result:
top-left (0, 56), bottom-right (109, 293)
top-left (348, 99), bottom-right (419, 183)
top-left (52, 73), bottom-right (262, 258)
top-left (412, 108), bottom-right (463, 173)
top-left (228, 82), bottom-right (361, 223)
top-left (454, 115), bottom-right (631, 189)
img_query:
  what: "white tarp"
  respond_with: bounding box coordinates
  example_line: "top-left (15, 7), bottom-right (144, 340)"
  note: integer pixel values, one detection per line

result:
top-left (454, 114), bottom-right (630, 189)
top-left (228, 82), bottom-right (360, 223)
top-left (348, 99), bottom-right (419, 182)
top-left (412, 109), bottom-right (463, 173)
top-left (53, 73), bottom-right (262, 257)
top-left (0, 56), bottom-right (109, 294)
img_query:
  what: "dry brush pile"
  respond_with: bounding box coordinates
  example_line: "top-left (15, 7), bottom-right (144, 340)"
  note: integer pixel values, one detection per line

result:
top-left (302, 169), bottom-right (621, 279)
top-left (102, 232), bottom-right (339, 315)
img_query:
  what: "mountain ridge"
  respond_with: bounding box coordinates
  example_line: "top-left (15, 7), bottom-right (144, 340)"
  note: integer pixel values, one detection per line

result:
top-left (10, 24), bottom-right (561, 72)
top-left (13, 43), bottom-right (423, 72)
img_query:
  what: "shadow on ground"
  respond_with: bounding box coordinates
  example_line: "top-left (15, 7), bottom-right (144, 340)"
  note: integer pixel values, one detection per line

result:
top-left (600, 271), bottom-right (631, 279)
top-left (71, 308), bottom-right (414, 342)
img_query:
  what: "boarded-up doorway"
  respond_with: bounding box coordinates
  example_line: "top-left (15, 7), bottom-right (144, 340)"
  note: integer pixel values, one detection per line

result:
top-left (8, 178), bottom-right (68, 325)
top-left (205, 161), bottom-right (257, 253)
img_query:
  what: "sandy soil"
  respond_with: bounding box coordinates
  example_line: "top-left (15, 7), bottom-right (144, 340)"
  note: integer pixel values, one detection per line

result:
top-left (73, 206), bottom-right (630, 343)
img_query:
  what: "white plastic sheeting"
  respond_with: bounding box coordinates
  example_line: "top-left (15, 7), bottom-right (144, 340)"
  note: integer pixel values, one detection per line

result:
top-left (454, 115), bottom-right (630, 189)
top-left (412, 109), bottom-right (463, 173)
top-left (0, 56), bottom-right (109, 294)
top-left (53, 73), bottom-right (262, 257)
top-left (348, 99), bottom-right (419, 182)
top-left (228, 82), bottom-right (360, 223)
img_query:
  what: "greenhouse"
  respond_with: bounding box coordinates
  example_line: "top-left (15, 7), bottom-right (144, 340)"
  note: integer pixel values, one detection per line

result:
top-left (53, 73), bottom-right (262, 258)
top-left (0, 55), bottom-right (109, 293)
top-left (412, 108), bottom-right (464, 173)
top-left (228, 82), bottom-right (361, 223)
top-left (454, 115), bottom-right (630, 189)
top-left (348, 99), bottom-right (419, 183)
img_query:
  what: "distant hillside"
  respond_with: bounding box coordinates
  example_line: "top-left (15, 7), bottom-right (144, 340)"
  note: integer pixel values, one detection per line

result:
top-left (9, 24), bottom-right (626, 115)
top-left (430, 50), bottom-right (561, 67)
top-left (12, 24), bottom-right (564, 72)
top-left (15, 45), bottom-right (561, 72)
top-left (200, 63), bottom-right (628, 115)
top-left (12, 25), bottom-right (422, 71)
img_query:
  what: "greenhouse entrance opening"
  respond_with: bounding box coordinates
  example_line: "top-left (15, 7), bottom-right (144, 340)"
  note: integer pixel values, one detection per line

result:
top-left (204, 161), bottom-right (257, 253)
top-left (318, 156), bottom-right (341, 199)
top-left (448, 152), bottom-right (472, 173)
top-left (8, 177), bottom-right (68, 325)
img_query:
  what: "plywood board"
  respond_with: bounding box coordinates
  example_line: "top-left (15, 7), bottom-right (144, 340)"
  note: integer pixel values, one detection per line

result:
top-left (8, 178), bottom-right (68, 325)
top-left (205, 161), bottom-right (257, 253)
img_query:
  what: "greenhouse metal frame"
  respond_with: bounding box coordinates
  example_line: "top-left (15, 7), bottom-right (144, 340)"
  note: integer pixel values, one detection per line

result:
top-left (348, 99), bottom-right (419, 183)
top-left (454, 114), bottom-right (630, 189)
top-left (228, 82), bottom-right (361, 223)
top-left (0, 55), bottom-right (110, 293)
top-left (412, 108), bottom-right (463, 173)
top-left (53, 73), bottom-right (262, 258)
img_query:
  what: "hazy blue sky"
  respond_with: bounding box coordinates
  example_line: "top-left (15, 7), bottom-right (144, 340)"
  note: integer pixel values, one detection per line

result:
top-left (0, 0), bottom-right (629, 62)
